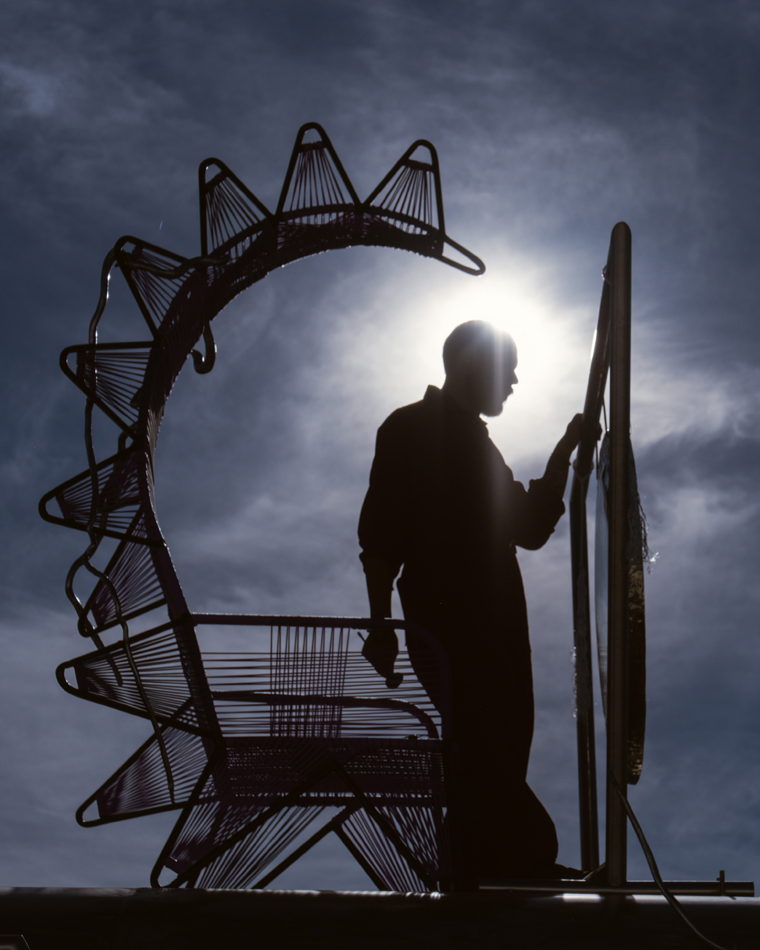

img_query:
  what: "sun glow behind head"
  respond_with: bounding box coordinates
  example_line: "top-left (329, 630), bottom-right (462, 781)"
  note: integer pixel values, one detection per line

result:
top-left (405, 267), bottom-right (590, 463)
top-left (326, 250), bottom-right (591, 473)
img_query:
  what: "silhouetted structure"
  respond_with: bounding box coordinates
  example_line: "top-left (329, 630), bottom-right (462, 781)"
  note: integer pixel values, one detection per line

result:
top-left (39, 123), bottom-right (483, 890)
top-left (36, 187), bottom-right (755, 946)
top-left (568, 223), bottom-right (647, 882)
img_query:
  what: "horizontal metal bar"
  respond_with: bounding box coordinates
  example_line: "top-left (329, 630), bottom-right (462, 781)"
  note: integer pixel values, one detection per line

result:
top-left (191, 613), bottom-right (424, 631)
top-left (210, 689), bottom-right (441, 738)
top-left (480, 880), bottom-right (755, 897)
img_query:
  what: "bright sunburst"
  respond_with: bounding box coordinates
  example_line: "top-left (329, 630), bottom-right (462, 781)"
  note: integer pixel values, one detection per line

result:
top-left (402, 268), bottom-right (592, 461)
top-left (331, 252), bottom-right (594, 465)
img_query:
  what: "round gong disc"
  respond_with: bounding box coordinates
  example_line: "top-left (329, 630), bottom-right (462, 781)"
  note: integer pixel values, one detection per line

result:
top-left (595, 432), bottom-right (646, 785)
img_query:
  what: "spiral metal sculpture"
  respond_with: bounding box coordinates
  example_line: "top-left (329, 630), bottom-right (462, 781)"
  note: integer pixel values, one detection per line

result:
top-left (39, 123), bottom-right (483, 890)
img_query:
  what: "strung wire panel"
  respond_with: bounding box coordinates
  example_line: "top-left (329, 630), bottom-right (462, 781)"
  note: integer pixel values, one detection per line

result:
top-left (89, 725), bottom-right (209, 822)
top-left (40, 450), bottom-right (150, 543)
top-left (61, 343), bottom-right (154, 432)
top-left (118, 242), bottom-right (198, 336)
top-left (370, 160), bottom-right (436, 234)
top-left (157, 732), bottom-right (446, 889)
top-left (203, 654), bottom-right (442, 738)
top-left (159, 749), bottom-right (337, 881)
top-left (64, 628), bottom-right (203, 726)
top-left (282, 143), bottom-right (355, 221)
top-left (84, 536), bottom-right (167, 633)
top-left (202, 161), bottom-right (272, 257)
top-left (43, 120), bottom-right (481, 892)
top-left (218, 737), bottom-right (443, 802)
top-left (269, 625), bottom-right (349, 738)
top-left (341, 807), bottom-right (429, 892)
top-left (184, 802), bottom-right (328, 889)
top-left (373, 799), bottom-right (446, 877)
top-left (63, 627), bottom-right (444, 731)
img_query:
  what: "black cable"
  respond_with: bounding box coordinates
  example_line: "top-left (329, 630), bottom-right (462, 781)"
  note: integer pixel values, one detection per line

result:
top-left (608, 771), bottom-right (734, 950)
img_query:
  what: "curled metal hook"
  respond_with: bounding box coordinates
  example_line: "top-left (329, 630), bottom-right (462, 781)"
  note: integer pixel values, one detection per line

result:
top-left (191, 322), bottom-right (216, 374)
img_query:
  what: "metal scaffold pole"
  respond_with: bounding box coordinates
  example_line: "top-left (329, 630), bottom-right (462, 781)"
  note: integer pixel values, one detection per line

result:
top-left (605, 221), bottom-right (632, 886)
top-left (569, 476), bottom-right (600, 871)
top-left (569, 271), bottom-right (611, 871)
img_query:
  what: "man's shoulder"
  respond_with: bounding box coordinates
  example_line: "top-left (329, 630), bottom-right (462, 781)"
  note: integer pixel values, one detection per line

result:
top-left (380, 386), bottom-right (442, 434)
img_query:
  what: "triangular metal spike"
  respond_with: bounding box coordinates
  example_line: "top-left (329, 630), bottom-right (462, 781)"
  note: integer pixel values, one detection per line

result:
top-left (39, 447), bottom-right (151, 544)
top-left (60, 342), bottom-right (155, 434)
top-left (58, 630), bottom-right (199, 724)
top-left (276, 122), bottom-right (361, 219)
top-left (364, 139), bottom-right (444, 234)
top-left (114, 237), bottom-right (192, 335)
top-left (199, 159), bottom-right (273, 257)
top-left (77, 724), bottom-right (206, 826)
top-left (84, 527), bottom-right (166, 633)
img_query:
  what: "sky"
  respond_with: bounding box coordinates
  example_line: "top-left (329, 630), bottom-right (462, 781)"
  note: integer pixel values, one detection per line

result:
top-left (1, 0), bottom-right (759, 891)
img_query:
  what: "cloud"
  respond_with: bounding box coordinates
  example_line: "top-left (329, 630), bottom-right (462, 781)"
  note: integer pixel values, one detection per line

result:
top-left (2, 0), bottom-right (760, 889)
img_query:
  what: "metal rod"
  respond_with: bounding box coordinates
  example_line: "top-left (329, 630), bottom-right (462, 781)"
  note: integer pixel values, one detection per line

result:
top-left (568, 272), bottom-right (612, 871)
top-left (569, 476), bottom-right (600, 871)
top-left (605, 221), bottom-right (632, 885)
top-left (480, 880), bottom-right (754, 897)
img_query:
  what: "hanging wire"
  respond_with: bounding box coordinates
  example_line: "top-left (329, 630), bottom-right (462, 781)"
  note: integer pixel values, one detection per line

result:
top-left (608, 771), bottom-right (732, 950)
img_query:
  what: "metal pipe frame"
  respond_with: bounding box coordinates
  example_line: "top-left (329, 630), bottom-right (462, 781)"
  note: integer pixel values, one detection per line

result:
top-left (569, 272), bottom-right (612, 871)
top-left (569, 479), bottom-right (599, 871)
top-left (605, 222), bottom-right (632, 885)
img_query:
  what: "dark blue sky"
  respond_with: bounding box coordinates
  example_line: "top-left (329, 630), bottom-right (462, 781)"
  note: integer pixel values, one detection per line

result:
top-left (1, 0), bottom-right (759, 888)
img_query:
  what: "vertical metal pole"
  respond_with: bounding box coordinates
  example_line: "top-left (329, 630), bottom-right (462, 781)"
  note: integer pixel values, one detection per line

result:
top-left (569, 475), bottom-right (600, 870)
top-left (605, 221), bottom-right (632, 885)
top-left (569, 272), bottom-right (611, 871)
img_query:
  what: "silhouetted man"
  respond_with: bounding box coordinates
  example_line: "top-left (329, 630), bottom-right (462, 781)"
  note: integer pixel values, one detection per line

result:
top-left (358, 320), bottom-right (583, 883)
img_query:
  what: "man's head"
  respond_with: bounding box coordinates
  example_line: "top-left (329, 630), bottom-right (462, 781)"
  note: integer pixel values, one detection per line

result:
top-left (442, 320), bottom-right (518, 417)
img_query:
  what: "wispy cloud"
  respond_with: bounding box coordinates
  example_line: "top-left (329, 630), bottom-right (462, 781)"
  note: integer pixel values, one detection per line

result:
top-left (2, 0), bottom-right (760, 888)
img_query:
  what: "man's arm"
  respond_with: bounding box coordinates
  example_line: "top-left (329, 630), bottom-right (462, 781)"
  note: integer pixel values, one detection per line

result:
top-left (358, 417), bottom-right (411, 688)
top-left (511, 413), bottom-right (585, 550)
top-left (540, 413), bottom-right (585, 497)
top-left (360, 553), bottom-right (402, 687)
top-left (362, 552), bottom-right (396, 619)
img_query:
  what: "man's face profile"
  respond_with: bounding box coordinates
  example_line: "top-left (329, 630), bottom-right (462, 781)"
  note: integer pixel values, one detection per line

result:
top-left (442, 321), bottom-right (518, 417)
top-left (464, 340), bottom-right (518, 418)
top-left (483, 343), bottom-right (519, 417)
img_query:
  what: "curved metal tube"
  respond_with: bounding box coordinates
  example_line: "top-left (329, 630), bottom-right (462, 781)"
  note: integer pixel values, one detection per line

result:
top-left (191, 323), bottom-right (216, 374)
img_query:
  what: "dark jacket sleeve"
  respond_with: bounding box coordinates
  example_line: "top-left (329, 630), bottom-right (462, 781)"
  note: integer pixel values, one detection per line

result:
top-left (509, 452), bottom-right (568, 551)
top-left (358, 416), bottom-right (410, 578)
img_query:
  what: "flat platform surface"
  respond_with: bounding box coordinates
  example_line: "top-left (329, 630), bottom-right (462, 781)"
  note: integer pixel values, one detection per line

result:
top-left (1, 887), bottom-right (759, 949)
